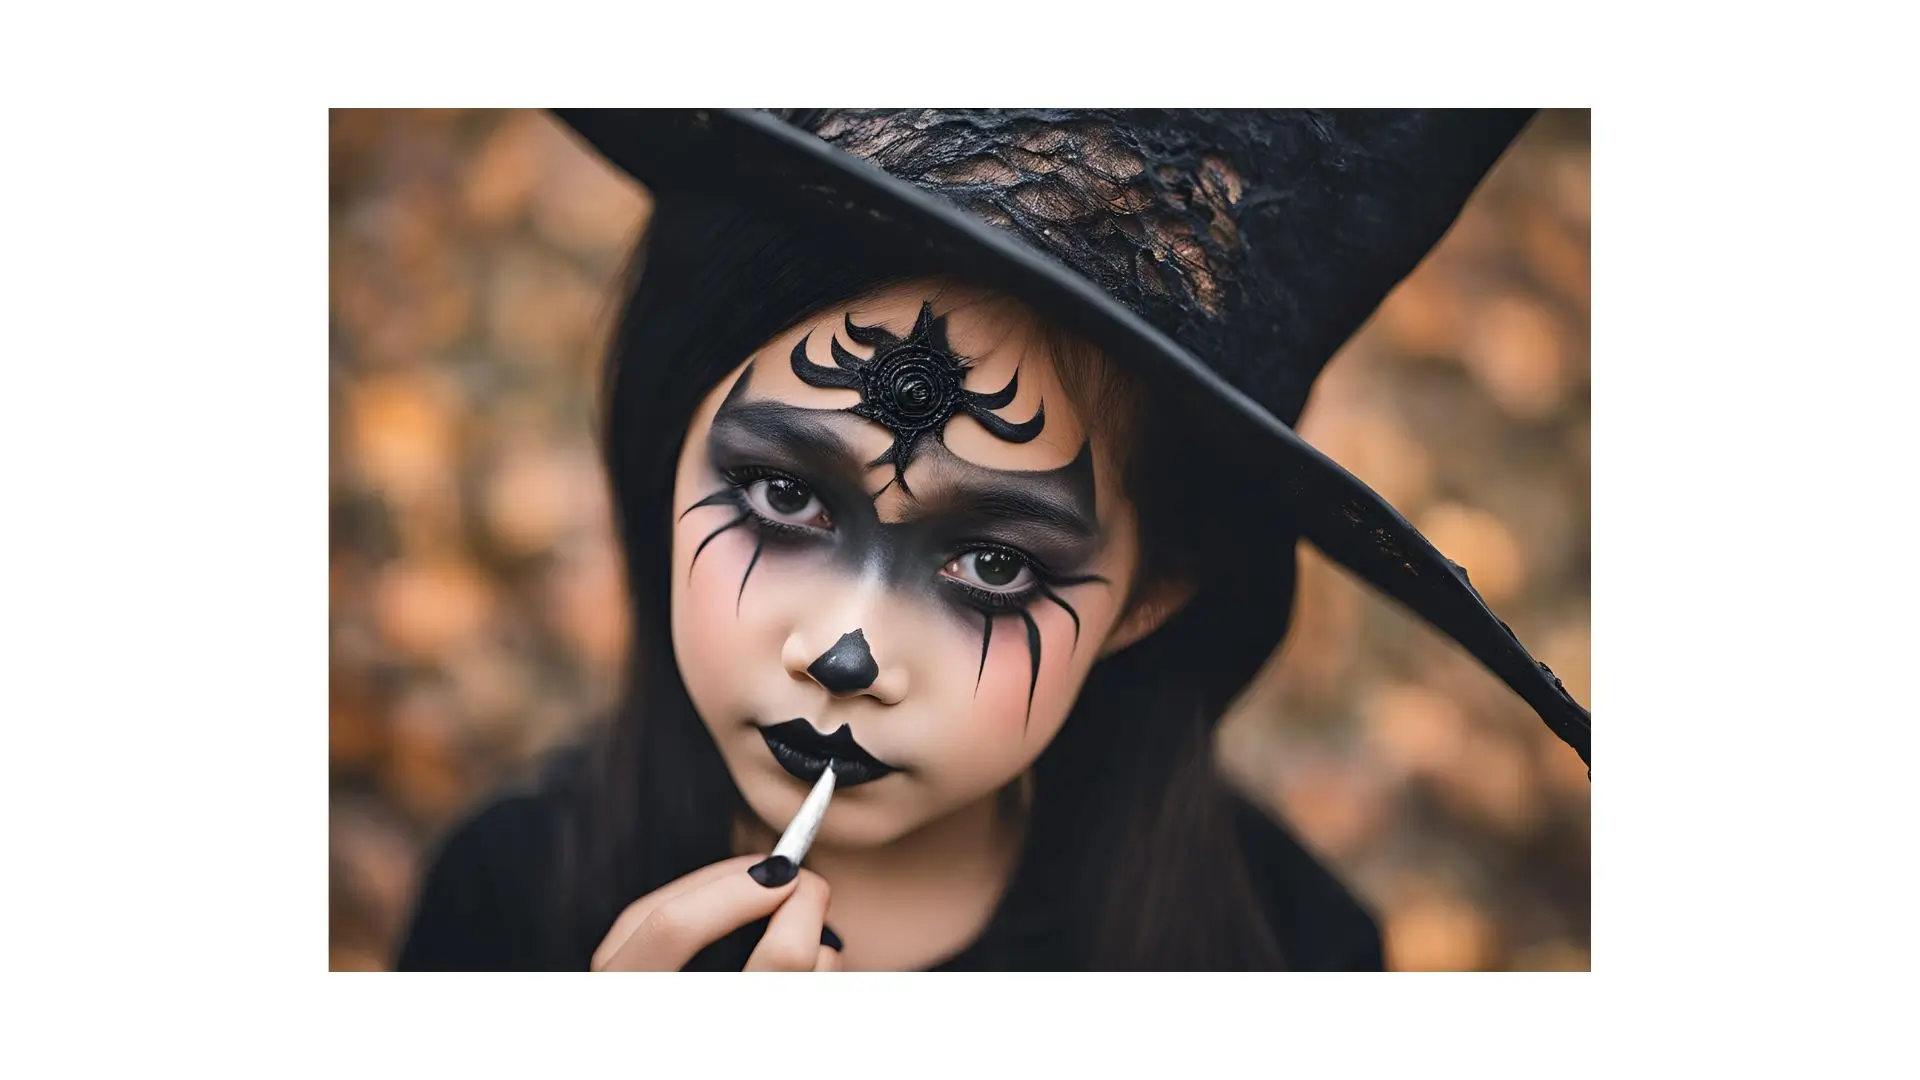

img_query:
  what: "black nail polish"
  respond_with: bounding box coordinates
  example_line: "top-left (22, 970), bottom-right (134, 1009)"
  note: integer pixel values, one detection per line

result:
top-left (820, 925), bottom-right (843, 952)
top-left (748, 855), bottom-right (797, 888)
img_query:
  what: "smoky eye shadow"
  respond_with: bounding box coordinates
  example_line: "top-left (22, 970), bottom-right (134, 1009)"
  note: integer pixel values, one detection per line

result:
top-left (945, 535), bottom-right (1100, 581)
top-left (906, 495), bottom-right (1104, 572)
top-left (706, 412), bottom-right (872, 501)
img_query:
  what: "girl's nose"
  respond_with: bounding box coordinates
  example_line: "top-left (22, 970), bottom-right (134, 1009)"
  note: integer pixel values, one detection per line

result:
top-left (784, 624), bottom-right (908, 704)
top-left (807, 629), bottom-right (878, 693)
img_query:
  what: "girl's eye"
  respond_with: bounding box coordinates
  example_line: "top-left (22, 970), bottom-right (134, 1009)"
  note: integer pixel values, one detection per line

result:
top-left (745, 476), bottom-right (830, 528)
top-left (942, 549), bottom-right (1034, 594)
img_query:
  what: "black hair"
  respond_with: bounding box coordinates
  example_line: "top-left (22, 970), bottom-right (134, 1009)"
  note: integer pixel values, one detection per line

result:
top-left (551, 192), bottom-right (1300, 969)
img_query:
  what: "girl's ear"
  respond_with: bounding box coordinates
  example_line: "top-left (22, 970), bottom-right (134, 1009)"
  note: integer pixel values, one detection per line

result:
top-left (1098, 576), bottom-right (1197, 658)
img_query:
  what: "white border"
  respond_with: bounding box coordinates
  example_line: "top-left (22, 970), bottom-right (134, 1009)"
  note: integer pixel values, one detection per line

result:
top-left (11, 0), bottom-right (1909, 1073)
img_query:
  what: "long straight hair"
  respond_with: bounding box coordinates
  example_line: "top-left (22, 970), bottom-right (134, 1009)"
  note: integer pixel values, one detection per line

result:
top-left (553, 193), bottom-right (1299, 969)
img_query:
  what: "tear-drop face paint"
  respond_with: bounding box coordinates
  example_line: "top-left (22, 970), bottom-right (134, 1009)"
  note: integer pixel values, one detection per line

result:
top-left (668, 284), bottom-right (1147, 850)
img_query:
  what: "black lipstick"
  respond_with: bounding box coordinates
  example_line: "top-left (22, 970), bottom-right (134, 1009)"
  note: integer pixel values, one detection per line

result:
top-left (758, 719), bottom-right (899, 787)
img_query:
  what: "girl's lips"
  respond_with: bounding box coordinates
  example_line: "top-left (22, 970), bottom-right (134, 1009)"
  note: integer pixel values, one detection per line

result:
top-left (757, 719), bottom-right (898, 787)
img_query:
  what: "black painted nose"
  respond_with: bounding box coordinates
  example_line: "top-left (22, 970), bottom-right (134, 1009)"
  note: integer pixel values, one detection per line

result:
top-left (807, 629), bottom-right (879, 695)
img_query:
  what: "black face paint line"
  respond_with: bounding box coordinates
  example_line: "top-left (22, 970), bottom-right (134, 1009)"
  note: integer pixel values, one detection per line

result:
top-left (1017, 608), bottom-right (1043, 730)
top-left (688, 513), bottom-right (749, 582)
top-left (679, 383), bottom-right (758, 585)
top-left (807, 629), bottom-right (879, 695)
top-left (975, 580), bottom-right (1113, 730)
top-left (677, 485), bottom-right (767, 615)
top-left (1036, 583), bottom-right (1081, 647)
top-left (790, 302), bottom-right (1044, 497)
top-left (683, 361), bottom-right (827, 604)
top-left (974, 615), bottom-right (993, 692)
top-left (736, 535), bottom-right (766, 615)
top-left (968, 564), bottom-right (1111, 728)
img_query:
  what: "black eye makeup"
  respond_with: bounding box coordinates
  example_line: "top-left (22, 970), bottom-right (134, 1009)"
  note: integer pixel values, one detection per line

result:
top-left (724, 466), bottom-right (834, 535)
top-left (942, 547), bottom-right (1034, 597)
top-left (718, 459), bottom-right (1075, 621)
top-left (936, 543), bottom-right (1094, 619)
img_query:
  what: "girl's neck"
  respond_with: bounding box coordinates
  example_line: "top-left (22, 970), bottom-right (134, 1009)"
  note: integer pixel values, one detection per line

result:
top-left (732, 785), bottom-right (1026, 971)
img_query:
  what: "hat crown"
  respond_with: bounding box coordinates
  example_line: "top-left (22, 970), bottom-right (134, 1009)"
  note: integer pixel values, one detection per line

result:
top-left (776, 109), bottom-right (1527, 425)
top-left (790, 109), bottom-right (1245, 309)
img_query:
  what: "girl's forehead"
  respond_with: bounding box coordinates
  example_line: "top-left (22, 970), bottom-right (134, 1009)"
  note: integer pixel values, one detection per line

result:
top-left (741, 289), bottom-right (1091, 479)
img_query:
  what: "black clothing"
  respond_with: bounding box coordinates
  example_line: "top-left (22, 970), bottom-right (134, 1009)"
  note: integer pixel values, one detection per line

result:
top-left (395, 785), bottom-right (1384, 972)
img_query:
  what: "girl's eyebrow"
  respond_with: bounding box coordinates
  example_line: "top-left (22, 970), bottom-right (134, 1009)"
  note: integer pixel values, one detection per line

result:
top-left (920, 487), bottom-right (1097, 541)
top-left (707, 360), bottom-right (873, 486)
top-left (708, 397), bottom-right (866, 478)
top-left (902, 441), bottom-right (1100, 540)
top-left (710, 373), bottom-right (1101, 538)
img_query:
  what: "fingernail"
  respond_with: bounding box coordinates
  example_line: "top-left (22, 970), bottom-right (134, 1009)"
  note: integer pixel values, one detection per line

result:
top-left (820, 925), bottom-right (843, 952)
top-left (748, 855), bottom-right (797, 888)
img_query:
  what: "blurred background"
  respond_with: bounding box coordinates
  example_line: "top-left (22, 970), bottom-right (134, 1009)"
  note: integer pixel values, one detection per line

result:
top-left (329, 108), bottom-right (1589, 972)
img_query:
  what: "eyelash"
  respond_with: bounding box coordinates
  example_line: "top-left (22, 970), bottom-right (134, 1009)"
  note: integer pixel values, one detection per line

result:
top-left (940, 542), bottom-right (1047, 611)
top-left (719, 465), bottom-right (1053, 610)
top-left (721, 465), bottom-right (833, 540)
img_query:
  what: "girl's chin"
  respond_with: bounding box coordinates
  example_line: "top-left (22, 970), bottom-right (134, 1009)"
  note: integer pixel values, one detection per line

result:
top-left (734, 770), bottom-right (917, 850)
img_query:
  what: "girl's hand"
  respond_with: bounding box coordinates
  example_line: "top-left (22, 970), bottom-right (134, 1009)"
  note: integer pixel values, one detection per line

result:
top-left (590, 854), bottom-right (841, 972)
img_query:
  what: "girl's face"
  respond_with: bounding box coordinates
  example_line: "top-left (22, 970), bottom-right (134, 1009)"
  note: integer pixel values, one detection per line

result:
top-left (668, 284), bottom-right (1147, 847)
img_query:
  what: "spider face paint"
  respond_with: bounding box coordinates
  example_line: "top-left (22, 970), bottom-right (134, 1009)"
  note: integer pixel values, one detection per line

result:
top-left (790, 301), bottom-right (1044, 496)
top-left (668, 286), bottom-right (1148, 851)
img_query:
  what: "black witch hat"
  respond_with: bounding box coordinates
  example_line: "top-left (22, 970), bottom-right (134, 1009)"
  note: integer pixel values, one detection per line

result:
top-left (553, 108), bottom-right (1590, 768)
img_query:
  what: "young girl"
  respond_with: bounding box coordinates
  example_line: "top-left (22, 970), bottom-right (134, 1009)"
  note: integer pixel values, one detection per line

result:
top-left (394, 109), bottom-right (1590, 971)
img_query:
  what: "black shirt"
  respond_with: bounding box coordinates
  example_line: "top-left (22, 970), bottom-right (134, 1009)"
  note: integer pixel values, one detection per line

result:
top-left (396, 786), bottom-right (1384, 971)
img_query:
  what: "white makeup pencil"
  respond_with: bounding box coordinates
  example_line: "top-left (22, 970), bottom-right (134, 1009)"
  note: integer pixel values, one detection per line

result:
top-left (771, 761), bottom-right (837, 866)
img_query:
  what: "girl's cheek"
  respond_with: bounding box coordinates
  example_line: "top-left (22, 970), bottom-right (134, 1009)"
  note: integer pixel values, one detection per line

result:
top-left (671, 525), bottom-right (784, 696)
top-left (946, 601), bottom-right (1086, 762)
